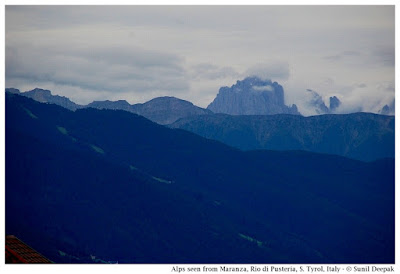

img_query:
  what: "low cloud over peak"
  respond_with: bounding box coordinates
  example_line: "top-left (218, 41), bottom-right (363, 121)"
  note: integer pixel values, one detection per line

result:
top-left (245, 62), bottom-right (290, 82)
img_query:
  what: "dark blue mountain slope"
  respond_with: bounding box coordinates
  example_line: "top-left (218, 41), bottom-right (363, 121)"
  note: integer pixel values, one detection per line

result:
top-left (170, 113), bottom-right (394, 162)
top-left (8, 128), bottom-right (295, 263)
top-left (5, 93), bottom-right (394, 263)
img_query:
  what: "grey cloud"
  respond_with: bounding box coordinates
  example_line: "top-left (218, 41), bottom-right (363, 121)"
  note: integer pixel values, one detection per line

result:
top-left (6, 43), bottom-right (189, 95)
top-left (68, 46), bottom-right (185, 70)
top-left (350, 83), bottom-right (367, 90)
top-left (376, 81), bottom-right (395, 93)
top-left (245, 62), bottom-right (290, 81)
top-left (191, 63), bottom-right (240, 80)
top-left (342, 51), bottom-right (361, 56)
top-left (328, 81), bottom-right (395, 115)
top-left (324, 47), bottom-right (394, 68)
top-left (357, 83), bottom-right (367, 88)
top-left (323, 50), bottom-right (361, 61)
top-left (324, 55), bottom-right (341, 61)
top-left (6, 6), bottom-right (278, 32)
top-left (371, 47), bottom-right (395, 67)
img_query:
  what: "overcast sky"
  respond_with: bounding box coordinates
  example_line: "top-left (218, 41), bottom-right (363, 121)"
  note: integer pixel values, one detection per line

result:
top-left (5, 5), bottom-right (395, 115)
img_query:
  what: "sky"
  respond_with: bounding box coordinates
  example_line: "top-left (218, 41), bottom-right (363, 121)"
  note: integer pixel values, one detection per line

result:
top-left (5, 5), bottom-right (395, 115)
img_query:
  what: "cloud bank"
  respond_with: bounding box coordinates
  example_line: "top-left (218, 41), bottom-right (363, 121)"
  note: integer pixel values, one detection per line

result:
top-left (5, 5), bottom-right (394, 113)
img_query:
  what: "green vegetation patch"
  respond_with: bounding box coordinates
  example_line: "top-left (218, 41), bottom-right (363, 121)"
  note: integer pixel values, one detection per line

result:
top-left (238, 233), bottom-right (263, 247)
top-left (129, 165), bottom-right (139, 171)
top-left (213, 200), bottom-right (222, 206)
top-left (90, 144), bottom-right (105, 154)
top-left (56, 126), bottom-right (68, 135)
top-left (152, 176), bottom-right (172, 184)
top-left (23, 107), bottom-right (38, 119)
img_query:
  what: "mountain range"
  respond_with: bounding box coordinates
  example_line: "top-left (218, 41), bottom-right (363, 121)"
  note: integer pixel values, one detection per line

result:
top-left (6, 76), bottom-right (302, 125)
top-left (170, 112), bottom-right (394, 162)
top-left (5, 85), bottom-right (394, 162)
top-left (5, 93), bottom-right (395, 263)
top-left (6, 88), bottom-right (211, 125)
top-left (7, 75), bottom-right (395, 123)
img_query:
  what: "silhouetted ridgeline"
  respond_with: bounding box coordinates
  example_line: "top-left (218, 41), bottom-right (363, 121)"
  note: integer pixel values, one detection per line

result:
top-left (6, 88), bottom-right (211, 125)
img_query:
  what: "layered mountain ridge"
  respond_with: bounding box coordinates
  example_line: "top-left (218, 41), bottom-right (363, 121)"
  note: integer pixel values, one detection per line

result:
top-left (170, 112), bottom-right (394, 162)
top-left (7, 75), bottom-right (395, 121)
top-left (5, 84), bottom-right (395, 162)
top-left (6, 88), bottom-right (210, 125)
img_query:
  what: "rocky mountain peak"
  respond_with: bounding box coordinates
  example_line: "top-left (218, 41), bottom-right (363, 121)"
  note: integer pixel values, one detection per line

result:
top-left (29, 88), bottom-right (52, 95)
top-left (379, 99), bottom-right (395, 116)
top-left (5, 88), bottom-right (21, 94)
top-left (207, 76), bottom-right (300, 115)
top-left (329, 96), bottom-right (341, 112)
top-left (87, 100), bottom-right (132, 111)
top-left (14, 88), bottom-right (81, 111)
top-left (132, 96), bottom-right (211, 125)
top-left (306, 89), bottom-right (342, 114)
